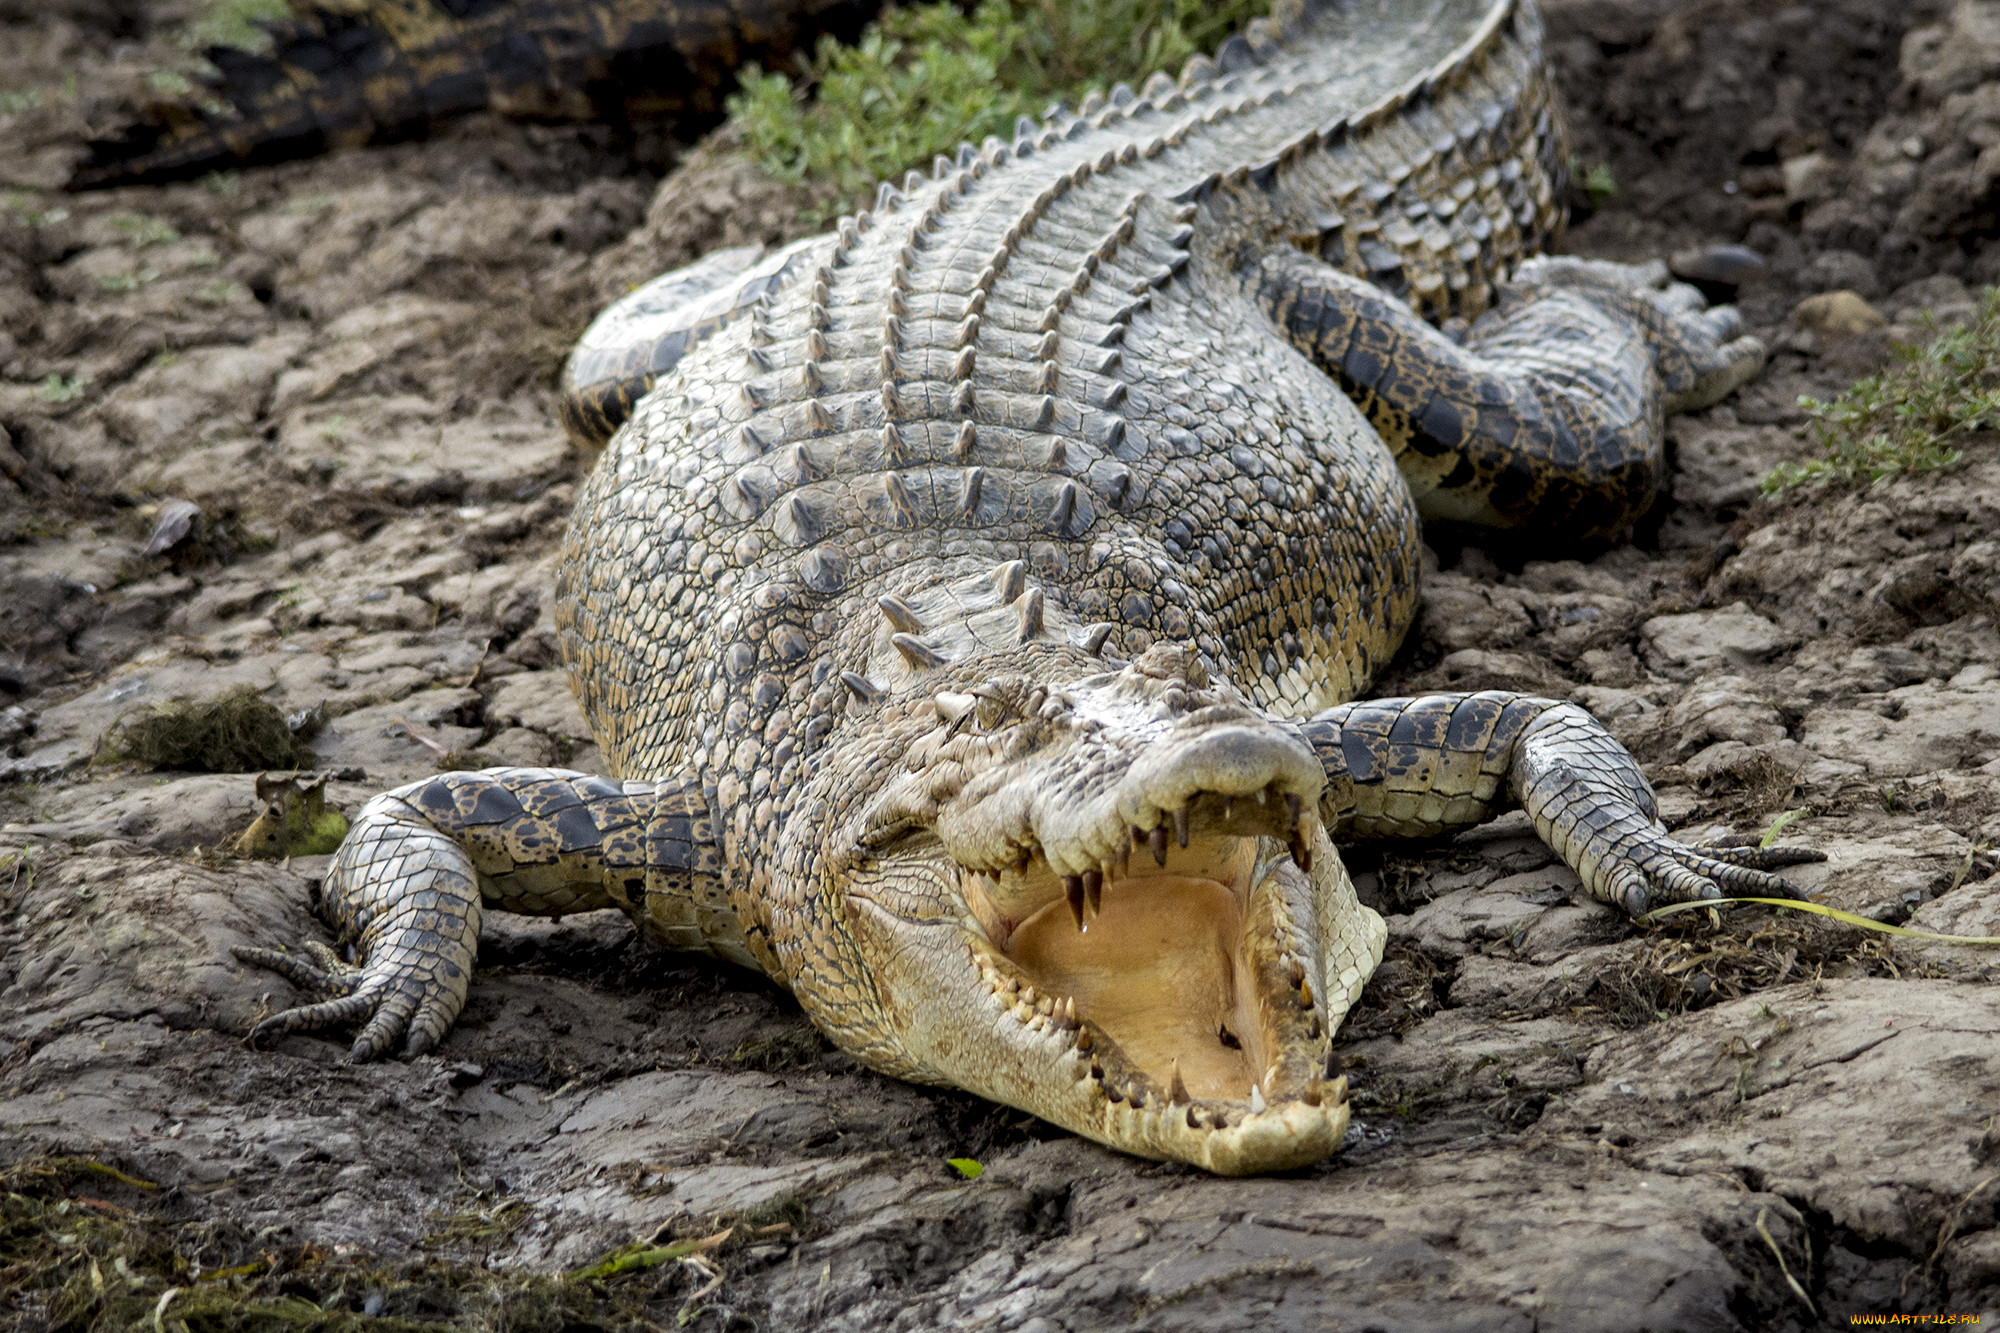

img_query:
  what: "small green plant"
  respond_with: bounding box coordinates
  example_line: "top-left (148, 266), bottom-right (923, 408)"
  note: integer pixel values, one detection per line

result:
top-left (97, 270), bottom-right (159, 292)
top-left (0, 87), bottom-right (40, 114)
top-left (187, 0), bottom-right (289, 52)
top-left (1759, 808), bottom-right (1809, 848)
top-left (946, 1157), bottom-right (984, 1179)
top-left (196, 277), bottom-right (245, 305)
top-left (1764, 288), bottom-right (2000, 495)
top-left (1576, 161), bottom-right (1617, 207)
top-left (109, 212), bottom-right (182, 247)
top-left (147, 69), bottom-right (195, 96)
top-left (33, 372), bottom-right (89, 404)
top-left (728, 0), bottom-right (1269, 208)
top-left (5, 192), bottom-right (69, 228)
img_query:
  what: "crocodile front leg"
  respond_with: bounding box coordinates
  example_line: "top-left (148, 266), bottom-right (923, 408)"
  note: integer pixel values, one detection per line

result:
top-left (234, 768), bottom-right (729, 1059)
top-left (1258, 247), bottom-right (1766, 540)
top-left (1301, 694), bottom-right (1821, 916)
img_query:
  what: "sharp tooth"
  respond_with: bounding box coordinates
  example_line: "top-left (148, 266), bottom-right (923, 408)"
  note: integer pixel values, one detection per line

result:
top-left (1286, 957), bottom-right (1306, 987)
top-left (1128, 1085), bottom-right (1148, 1109)
top-left (1081, 868), bottom-right (1103, 916)
top-left (1290, 833), bottom-right (1313, 873)
top-left (1168, 1058), bottom-right (1189, 1105)
top-left (1019, 984), bottom-right (1038, 1006)
top-left (1114, 838), bottom-right (1129, 878)
top-left (1062, 996), bottom-right (1077, 1026)
top-left (1172, 805), bottom-right (1189, 848)
top-left (1065, 876), bottom-right (1086, 930)
top-left (1222, 795), bottom-right (1234, 821)
top-left (1186, 1106), bottom-right (1201, 1130)
top-left (1255, 788), bottom-right (1267, 805)
top-left (1300, 978), bottom-right (1314, 1008)
top-left (1266, 1062), bottom-right (1282, 1090)
top-left (1149, 825), bottom-right (1169, 867)
top-left (1075, 1025), bottom-right (1093, 1052)
top-left (1248, 1083), bottom-right (1267, 1115)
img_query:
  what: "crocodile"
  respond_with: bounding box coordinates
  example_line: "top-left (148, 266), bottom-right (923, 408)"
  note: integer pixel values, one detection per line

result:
top-left (236, 0), bottom-right (1822, 1175)
top-left (68, 0), bottom-right (879, 189)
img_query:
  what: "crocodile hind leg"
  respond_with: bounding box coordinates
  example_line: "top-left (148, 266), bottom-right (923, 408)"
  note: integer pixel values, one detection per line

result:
top-left (1258, 248), bottom-right (1767, 540)
top-left (234, 768), bottom-right (731, 1059)
top-left (1299, 693), bottom-right (1821, 916)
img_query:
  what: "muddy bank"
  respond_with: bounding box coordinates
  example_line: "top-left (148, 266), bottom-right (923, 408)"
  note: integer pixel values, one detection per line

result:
top-left (4, 0), bottom-right (2000, 1327)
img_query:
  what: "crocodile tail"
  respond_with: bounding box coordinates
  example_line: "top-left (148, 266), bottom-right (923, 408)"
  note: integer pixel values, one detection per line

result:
top-left (68, 0), bottom-right (881, 191)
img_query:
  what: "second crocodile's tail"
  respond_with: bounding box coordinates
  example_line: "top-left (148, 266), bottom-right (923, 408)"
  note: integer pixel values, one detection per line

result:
top-left (69, 0), bottom-right (880, 190)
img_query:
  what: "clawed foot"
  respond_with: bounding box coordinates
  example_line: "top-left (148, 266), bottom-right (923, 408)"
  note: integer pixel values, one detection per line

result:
top-left (1509, 255), bottom-right (1767, 413)
top-left (1513, 704), bottom-right (1825, 918)
top-left (234, 929), bottom-right (473, 1061)
top-left (1588, 832), bottom-right (1826, 919)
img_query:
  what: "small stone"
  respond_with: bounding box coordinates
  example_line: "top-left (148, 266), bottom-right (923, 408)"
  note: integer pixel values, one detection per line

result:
top-left (1669, 244), bottom-right (1766, 287)
top-left (1900, 135), bottom-right (1926, 159)
top-left (363, 1294), bottom-right (386, 1317)
top-left (1793, 290), bottom-right (1887, 339)
top-left (1780, 151), bottom-right (1836, 204)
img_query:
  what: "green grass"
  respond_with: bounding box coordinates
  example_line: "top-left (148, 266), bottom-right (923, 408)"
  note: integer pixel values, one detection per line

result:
top-left (187, 0), bottom-right (290, 53)
top-left (726, 0), bottom-right (1269, 209)
top-left (1764, 288), bottom-right (2000, 495)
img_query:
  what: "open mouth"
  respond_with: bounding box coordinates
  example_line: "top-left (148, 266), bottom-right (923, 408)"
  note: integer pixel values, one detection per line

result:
top-left (958, 785), bottom-right (1341, 1137)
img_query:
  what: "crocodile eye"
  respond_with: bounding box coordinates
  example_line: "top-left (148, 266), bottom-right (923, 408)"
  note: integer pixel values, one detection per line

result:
top-left (974, 695), bottom-right (1011, 732)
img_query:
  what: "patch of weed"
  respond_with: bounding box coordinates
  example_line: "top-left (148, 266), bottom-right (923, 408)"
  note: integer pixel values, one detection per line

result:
top-left (0, 1153), bottom-right (719, 1330)
top-left (97, 683), bottom-right (318, 773)
top-left (0, 87), bottom-right (41, 115)
top-left (187, 0), bottom-right (290, 53)
top-left (1568, 157), bottom-right (1616, 209)
top-left (110, 212), bottom-right (182, 247)
top-left (32, 372), bottom-right (89, 403)
top-left (1569, 906), bottom-right (1929, 1029)
top-left (1764, 287), bottom-right (2000, 495)
top-left (728, 0), bottom-right (1269, 208)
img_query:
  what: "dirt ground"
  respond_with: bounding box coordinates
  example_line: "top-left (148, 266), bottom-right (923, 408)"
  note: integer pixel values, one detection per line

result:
top-left (4, 0), bottom-right (2000, 1327)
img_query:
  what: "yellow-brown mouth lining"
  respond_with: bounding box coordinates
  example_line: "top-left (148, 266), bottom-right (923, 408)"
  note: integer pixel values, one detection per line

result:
top-left (959, 787), bottom-right (1332, 1126)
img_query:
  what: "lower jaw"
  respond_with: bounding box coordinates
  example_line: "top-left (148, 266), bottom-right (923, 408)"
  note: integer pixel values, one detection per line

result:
top-left (1092, 1078), bottom-right (1351, 1175)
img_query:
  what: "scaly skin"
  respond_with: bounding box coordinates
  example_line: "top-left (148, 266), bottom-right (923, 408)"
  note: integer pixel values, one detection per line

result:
top-left (237, 0), bottom-right (1822, 1175)
top-left (68, 0), bottom-right (880, 189)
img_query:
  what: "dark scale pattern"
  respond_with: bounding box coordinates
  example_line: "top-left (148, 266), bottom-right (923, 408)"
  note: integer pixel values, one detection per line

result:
top-left (242, 0), bottom-right (1822, 1172)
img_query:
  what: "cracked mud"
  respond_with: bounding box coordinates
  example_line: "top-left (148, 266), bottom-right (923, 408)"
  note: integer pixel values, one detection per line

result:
top-left (5, 0), bottom-right (2000, 1327)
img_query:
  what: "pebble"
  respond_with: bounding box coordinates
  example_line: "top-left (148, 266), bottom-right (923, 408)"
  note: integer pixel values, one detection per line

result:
top-left (1669, 244), bottom-right (1766, 287)
top-left (1794, 290), bottom-right (1888, 338)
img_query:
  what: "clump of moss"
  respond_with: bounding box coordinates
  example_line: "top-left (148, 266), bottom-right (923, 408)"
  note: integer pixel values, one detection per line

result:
top-left (97, 683), bottom-right (318, 773)
top-left (728, 0), bottom-right (1270, 207)
top-left (233, 771), bottom-right (351, 859)
top-left (1764, 288), bottom-right (1999, 495)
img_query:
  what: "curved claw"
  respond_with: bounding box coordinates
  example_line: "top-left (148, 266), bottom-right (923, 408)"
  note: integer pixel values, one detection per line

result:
top-left (232, 943), bottom-right (362, 997)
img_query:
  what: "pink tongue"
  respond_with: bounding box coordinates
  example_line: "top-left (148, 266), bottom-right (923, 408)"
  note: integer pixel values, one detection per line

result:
top-left (1008, 874), bottom-right (1260, 1101)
